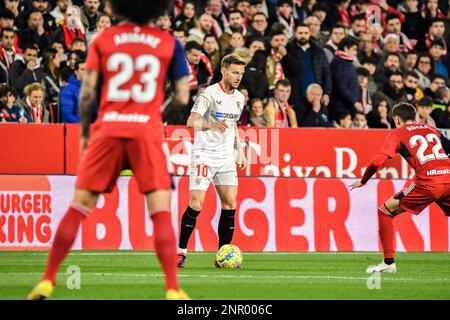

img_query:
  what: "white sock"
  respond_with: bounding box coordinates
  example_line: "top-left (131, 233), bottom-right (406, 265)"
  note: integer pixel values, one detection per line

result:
top-left (178, 247), bottom-right (187, 255)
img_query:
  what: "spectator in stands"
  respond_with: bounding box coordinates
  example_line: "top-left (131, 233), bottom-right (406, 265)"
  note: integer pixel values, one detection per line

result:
top-left (173, 26), bottom-right (188, 46)
top-left (360, 56), bottom-right (379, 96)
top-left (266, 29), bottom-right (294, 91)
top-left (299, 83), bottom-right (331, 128)
top-left (357, 32), bottom-right (380, 65)
top-left (52, 5), bottom-right (85, 51)
top-left (50, 0), bottom-right (72, 24)
top-left (19, 9), bottom-right (51, 53)
top-left (366, 96), bottom-right (394, 129)
top-left (414, 52), bottom-right (435, 89)
top-left (16, 82), bottom-right (49, 123)
top-left (264, 79), bottom-right (298, 128)
top-left (423, 74), bottom-right (446, 100)
top-left (248, 97), bottom-right (266, 127)
top-left (185, 41), bottom-right (213, 96)
top-left (417, 96), bottom-right (437, 127)
top-left (42, 47), bottom-right (63, 106)
top-left (333, 109), bottom-right (352, 129)
top-left (51, 40), bottom-right (67, 63)
top-left (248, 12), bottom-right (268, 38)
top-left (9, 42), bottom-right (43, 94)
top-left (431, 86), bottom-right (450, 123)
top-left (323, 23), bottom-right (346, 63)
top-left (380, 70), bottom-right (408, 107)
top-left (356, 67), bottom-right (372, 114)
top-left (351, 111), bottom-right (369, 129)
top-left (0, 27), bottom-right (16, 85)
top-left (205, 0), bottom-right (227, 39)
top-left (400, 0), bottom-right (426, 41)
top-left (374, 52), bottom-right (402, 85)
top-left (228, 31), bottom-right (245, 52)
top-left (304, 15), bottom-right (325, 46)
top-left (288, 23), bottom-right (331, 113)
top-left (274, 0), bottom-right (296, 40)
top-left (415, 17), bottom-right (446, 54)
top-left (85, 13), bottom-right (110, 45)
top-left (0, 85), bottom-right (29, 122)
top-left (30, 0), bottom-right (57, 33)
top-left (235, 0), bottom-right (251, 18)
top-left (241, 50), bottom-right (268, 99)
top-left (404, 71), bottom-right (424, 103)
top-left (188, 12), bottom-right (213, 45)
top-left (330, 36), bottom-right (361, 117)
top-left (60, 59), bottom-right (84, 123)
top-left (247, 36), bottom-right (266, 55)
top-left (202, 34), bottom-right (221, 72)
top-left (385, 13), bottom-right (414, 54)
top-left (404, 51), bottom-right (418, 72)
top-left (220, 9), bottom-right (247, 51)
top-left (174, 0), bottom-right (197, 33)
top-left (429, 39), bottom-right (448, 79)
top-left (348, 14), bottom-right (365, 38)
top-left (80, 0), bottom-right (101, 38)
top-left (3, 0), bottom-right (25, 22)
top-left (70, 37), bottom-right (86, 52)
top-left (438, 99), bottom-right (450, 128)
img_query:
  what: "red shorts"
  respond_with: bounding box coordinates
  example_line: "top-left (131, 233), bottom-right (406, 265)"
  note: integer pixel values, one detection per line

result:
top-left (76, 135), bottom-right (171, 194)
top-left (394, 183), bottom-right (450, 215)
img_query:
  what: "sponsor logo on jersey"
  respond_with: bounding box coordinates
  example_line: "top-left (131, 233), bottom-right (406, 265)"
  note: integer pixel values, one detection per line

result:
top-left (215, 112), bottom-right (240, 120)
top-left (103, 112), bottom-right (150, 123)
top-left (426, 168), bottom-right (450, 176)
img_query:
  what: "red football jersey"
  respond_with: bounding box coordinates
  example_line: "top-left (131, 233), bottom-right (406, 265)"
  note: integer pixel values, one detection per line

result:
top-left (380, 124), bottom-right (450, 184)
top-left (85, 23), bottom-right (188, 139)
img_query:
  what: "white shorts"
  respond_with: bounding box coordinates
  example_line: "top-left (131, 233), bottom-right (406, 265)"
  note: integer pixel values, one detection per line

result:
top-left (189, 161), bottom-right (238, 191)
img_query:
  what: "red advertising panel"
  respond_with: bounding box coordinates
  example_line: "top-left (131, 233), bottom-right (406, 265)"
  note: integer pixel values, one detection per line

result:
top-left (0, 124), bottom-right (65, 174)
top-left (1, 176), bottom-right (448, 252)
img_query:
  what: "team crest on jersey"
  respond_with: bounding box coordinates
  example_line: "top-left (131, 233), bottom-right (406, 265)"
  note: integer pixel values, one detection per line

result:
top-left (195, 178), bottom-right (202, 185)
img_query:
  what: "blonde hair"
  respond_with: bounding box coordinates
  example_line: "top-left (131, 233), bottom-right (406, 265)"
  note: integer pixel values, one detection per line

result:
top-left (221, 53), bottom-right (247, 69)
top-left (24, 82), bottom-right (46, 97)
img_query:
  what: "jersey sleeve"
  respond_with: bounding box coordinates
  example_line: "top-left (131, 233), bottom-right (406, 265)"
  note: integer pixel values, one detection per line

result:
top-left (85, 35), bottom-right (101, 72)
top-left (168, 39), bottom-right (189, 82)
top-left (191, 91), bottom-right (212, 117)
top-left (379, 133), bottom-right (401, 159)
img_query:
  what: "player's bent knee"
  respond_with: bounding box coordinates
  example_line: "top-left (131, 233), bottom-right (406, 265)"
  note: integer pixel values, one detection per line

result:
top-left (73, 189), bottom-right (100, 211)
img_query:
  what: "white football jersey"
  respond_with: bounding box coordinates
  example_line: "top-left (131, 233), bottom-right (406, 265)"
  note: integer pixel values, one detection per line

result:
top-left (190, 83), bottom-right (245, 164)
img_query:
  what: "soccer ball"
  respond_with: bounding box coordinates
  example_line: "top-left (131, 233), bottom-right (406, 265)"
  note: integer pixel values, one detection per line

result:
top-left (215, 244), bottom-right (243, 269)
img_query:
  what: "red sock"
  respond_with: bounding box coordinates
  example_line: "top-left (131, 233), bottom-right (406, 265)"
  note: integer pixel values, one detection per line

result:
top-left (378, 205), bottom-right (395, 259)
top-left (42, 205), bottom-right (88, 285)
top-left (151, 211), bottom-right (179, 291)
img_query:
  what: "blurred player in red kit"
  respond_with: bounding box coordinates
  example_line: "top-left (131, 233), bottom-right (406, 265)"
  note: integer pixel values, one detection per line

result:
top-left (349, 103), bottom-right (450, 273)
top-left (28, 0), bottom-right (191, 300)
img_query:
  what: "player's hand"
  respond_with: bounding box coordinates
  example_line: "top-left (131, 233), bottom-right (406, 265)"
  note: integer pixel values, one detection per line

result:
top-left (236, 152), bottom-right (247, 170)
top-left (211, 119), bottom-right (228, 132)
top-left (348, 181), bottom-right (364, 191)
top-left (79, 136), bottom-right (90, 159)
top-left (321, 94), bottom-right (330, 107)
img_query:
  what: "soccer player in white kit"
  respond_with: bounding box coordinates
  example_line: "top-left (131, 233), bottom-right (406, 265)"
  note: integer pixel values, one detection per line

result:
top-left (177, 54), bottom-right (247, 268)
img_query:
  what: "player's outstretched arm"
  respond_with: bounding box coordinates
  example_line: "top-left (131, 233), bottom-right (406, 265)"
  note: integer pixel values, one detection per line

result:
top-left (78, 69), bottom-right (99, 157)
top-left (348, 153), bottom-right (389, 190)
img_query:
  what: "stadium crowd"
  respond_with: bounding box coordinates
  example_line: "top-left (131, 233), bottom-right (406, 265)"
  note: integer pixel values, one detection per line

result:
top-left (0, 0), bottom-right (450, 129)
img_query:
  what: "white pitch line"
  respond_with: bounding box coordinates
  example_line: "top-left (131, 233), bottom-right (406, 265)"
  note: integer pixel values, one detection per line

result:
top-left (3, 252), bottom-right (384, 256)
top-left (1, 272), bottom-right (449, 282)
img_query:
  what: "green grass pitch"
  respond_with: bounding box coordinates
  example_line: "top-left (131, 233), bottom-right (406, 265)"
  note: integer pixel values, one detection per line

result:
top-left (1, 251), bottom-right (450, 300)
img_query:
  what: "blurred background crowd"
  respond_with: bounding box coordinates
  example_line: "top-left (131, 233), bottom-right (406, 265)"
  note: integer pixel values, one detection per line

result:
top-left (1, 0), bottom-right (450, 130)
